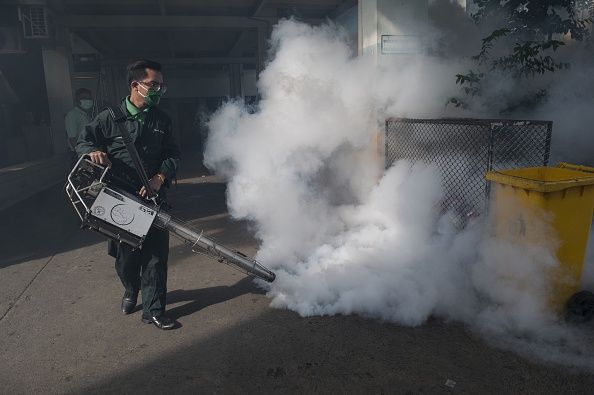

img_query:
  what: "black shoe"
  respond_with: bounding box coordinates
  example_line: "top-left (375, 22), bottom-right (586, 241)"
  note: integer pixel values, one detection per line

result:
top-left (141, 314), bottom-right (175, 330)
top-left (121, 290), bottom-right (138, 315)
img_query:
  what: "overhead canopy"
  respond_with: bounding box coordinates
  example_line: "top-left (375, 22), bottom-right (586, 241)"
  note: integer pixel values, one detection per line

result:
top-left (49, 0), bottom-right (356, 69)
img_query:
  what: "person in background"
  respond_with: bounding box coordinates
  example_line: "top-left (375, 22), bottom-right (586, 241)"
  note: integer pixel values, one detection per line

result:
top-left (65, 88), bottom-right (94, 155)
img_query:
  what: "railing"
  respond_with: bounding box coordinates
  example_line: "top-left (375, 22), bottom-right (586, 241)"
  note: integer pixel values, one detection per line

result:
top-left (385, 118), bottom-right (552, 216)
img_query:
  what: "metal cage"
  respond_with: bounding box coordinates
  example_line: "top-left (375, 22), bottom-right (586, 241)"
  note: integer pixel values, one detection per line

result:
top-left (385, 118), bottom-right (552, 216)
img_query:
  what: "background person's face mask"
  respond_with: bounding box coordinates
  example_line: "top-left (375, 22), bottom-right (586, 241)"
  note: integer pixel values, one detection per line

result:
top-left (79, 99), bottom-right (93, 111)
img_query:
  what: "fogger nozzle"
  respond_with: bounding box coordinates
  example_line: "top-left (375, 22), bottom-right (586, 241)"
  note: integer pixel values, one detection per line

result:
top-left (155, 213), bottom-right (276, 282)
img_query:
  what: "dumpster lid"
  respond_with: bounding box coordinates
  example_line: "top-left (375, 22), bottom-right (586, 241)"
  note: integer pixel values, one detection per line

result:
top-left (557, 162), bottom-right (594, 174)
top-left (486, 167), bottom-right (594, 193)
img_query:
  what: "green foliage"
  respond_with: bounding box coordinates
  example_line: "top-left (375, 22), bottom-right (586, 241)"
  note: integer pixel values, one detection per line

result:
top-left (492, 40), bottom-right (570, 77)
top-left (499, 88), bottom-right (549, 113)
top-left (472, 28), bottom-right (512, 64)
top-left (449, 0), bottom-right (593, 111)
top-left (473, 0), bottom-right (592, 40)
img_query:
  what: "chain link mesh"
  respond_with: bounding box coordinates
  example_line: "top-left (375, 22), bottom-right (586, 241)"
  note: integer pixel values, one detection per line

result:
top-left (385, 118), bottom-right (552, 216)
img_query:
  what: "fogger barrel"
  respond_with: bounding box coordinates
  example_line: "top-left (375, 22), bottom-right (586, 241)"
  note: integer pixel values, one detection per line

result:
top-left (155, 212), bottom-right (276, 283)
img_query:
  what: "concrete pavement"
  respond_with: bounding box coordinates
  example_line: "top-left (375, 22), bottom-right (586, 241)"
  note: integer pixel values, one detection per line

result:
top-left (2, 168), bottom-right (594, 394)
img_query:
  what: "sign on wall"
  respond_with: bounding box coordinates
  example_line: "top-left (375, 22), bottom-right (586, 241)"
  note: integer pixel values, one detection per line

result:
top-left (381, 35), bottom-right (422, 54)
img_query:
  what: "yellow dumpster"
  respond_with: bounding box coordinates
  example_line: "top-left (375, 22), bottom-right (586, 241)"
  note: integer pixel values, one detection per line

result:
top-left (485, 166), bottom-right (594, 311)
top-left (557, 162), bottom-right (594, 174)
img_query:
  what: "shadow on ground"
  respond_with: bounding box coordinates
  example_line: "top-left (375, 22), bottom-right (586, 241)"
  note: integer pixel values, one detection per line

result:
top-left (130, 277), bottom-right (263, 319)
top-left (0, 184), bottom-right (96, 269)
top-left (70, 309), bottom-right (594, 394)
top-left (0, 178), bottom-right (230, 270)
top-left (167, 277), bottom-right (265, 320)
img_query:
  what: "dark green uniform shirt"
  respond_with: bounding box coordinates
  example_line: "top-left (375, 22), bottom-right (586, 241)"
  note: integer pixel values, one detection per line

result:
top-left (65, 106), bottom-right (92, 140)
top-left (76, 98), bottom-right (180, 197)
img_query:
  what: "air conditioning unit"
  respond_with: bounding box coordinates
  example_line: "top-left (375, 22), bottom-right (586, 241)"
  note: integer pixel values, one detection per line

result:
top-left (0, 27), bottom-right (24, 53)
top-left (18, 5), bottom-right (50, 39)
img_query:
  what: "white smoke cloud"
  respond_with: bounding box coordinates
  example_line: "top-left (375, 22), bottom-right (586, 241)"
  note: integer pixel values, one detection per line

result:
top-left (204, 19), bottom-right (594, 369)
top-left (537, 62), bottom-right (594, 165)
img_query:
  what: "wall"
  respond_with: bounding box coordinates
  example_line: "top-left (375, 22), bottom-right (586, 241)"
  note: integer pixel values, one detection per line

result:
top-left (166, 70), bottom-right (232, 98)
top-left (70, 33), bottom-right (102, 109)
top-left (359, 0), bottom-right (429, 61)
top-left (95, 65), bottom-right (257, 102)
top-left (0, 5), bottom-right (53, 167)
top-left (334, 5), bottom-right (358, 55)
top-left (42, 47), bottom-right (73, 155)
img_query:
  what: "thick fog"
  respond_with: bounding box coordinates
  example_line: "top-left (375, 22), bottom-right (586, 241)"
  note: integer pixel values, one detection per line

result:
top-left (205, 5), bottom-right (594, 370)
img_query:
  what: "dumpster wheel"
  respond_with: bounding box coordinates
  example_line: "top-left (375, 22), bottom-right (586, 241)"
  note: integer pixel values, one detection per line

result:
top-left (566, 291), bottom-right (594, 324)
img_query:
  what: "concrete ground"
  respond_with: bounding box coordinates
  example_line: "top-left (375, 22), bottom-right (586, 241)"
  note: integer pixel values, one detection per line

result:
top-left (2, 165), bottom-right (594, 394)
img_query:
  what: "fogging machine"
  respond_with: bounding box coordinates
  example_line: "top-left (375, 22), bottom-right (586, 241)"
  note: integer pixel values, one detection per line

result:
top-left (64, 107), bottom-right (275, 283)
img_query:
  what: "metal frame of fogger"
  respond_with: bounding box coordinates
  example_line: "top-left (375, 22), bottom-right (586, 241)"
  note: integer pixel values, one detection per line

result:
top-left (65, 155), bottom-right (276, 282)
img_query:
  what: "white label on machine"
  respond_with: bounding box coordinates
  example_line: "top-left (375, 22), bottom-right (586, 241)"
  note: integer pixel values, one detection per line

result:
top-left (90, 187), bottom-right (156, 238)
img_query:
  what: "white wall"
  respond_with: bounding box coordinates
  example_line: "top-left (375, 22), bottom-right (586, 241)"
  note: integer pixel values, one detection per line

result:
top-left (358, 0), bottom-right (429, 62)
top-left (465, 0), bottom-right (479, 15)
top-left (359, 0), bottom-right (379, 59)
top-left (378, 0), bottom-right (428, 36)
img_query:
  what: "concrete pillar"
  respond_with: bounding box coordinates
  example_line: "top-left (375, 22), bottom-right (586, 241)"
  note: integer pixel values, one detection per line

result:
top-left (42, 47), bottom-right (73, 155)
top-left (357, 0), bottom-right (428, 168)
top-left (358, 0), bottom-right (378, 60)
top-left (465, 0), bottom-right (479, 16)
top-left (229, 63), bottom-right (243, 98)
top-left (455, 0), bottom-right (467, 9)
top-left (256, 26), bottom-right (266, 75)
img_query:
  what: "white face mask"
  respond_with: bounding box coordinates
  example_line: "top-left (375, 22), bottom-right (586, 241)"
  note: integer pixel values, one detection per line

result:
top-left (79, 99), bottom-right (93, 111)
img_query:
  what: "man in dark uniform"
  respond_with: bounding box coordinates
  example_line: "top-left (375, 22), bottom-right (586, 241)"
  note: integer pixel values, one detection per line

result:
top-left (76, 59), bottom-right (180, 330)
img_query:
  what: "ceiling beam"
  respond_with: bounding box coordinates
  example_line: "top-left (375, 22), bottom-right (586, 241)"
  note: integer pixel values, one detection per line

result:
top-left (102, 57), bottom-right (256, 66)
top-left (59, 15), bottom-right (266, 30)
top-left (326, 0), bottom-right (357, 19)
top-left (154, 0), bottom-right (177, 58)
top-left (46, 0), bottom-right (66, 14)
top-left (75, 31), bottom-right (114, 56)
top-left (157, 0), bottom-right (167, 16)
top-left (227, 31), bottom-right (251, 57)
top-left (227, 0), bottom-right (267, 57)
top-left (252, 0), bottom-right (267, 16)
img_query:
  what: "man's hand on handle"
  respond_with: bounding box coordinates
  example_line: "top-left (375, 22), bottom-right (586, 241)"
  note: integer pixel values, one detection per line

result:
top-left (88, 151), bottom-right (111, 166)
top-left (88, 151), bottom-right (163, 199)
top-left (139, 174), bottom-right (165, 198)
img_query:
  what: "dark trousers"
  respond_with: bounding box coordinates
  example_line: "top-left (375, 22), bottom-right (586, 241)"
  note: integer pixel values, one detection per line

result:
top-left (109, 227), bottom-right (169, 316)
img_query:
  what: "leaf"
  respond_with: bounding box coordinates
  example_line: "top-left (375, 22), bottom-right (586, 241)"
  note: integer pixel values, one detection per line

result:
top-left (472, 28), bottom-right (511, 63)
top-left (446, 97), bottom-right (469, 109)
top-left (541, 40), bottom-right (566, 51)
